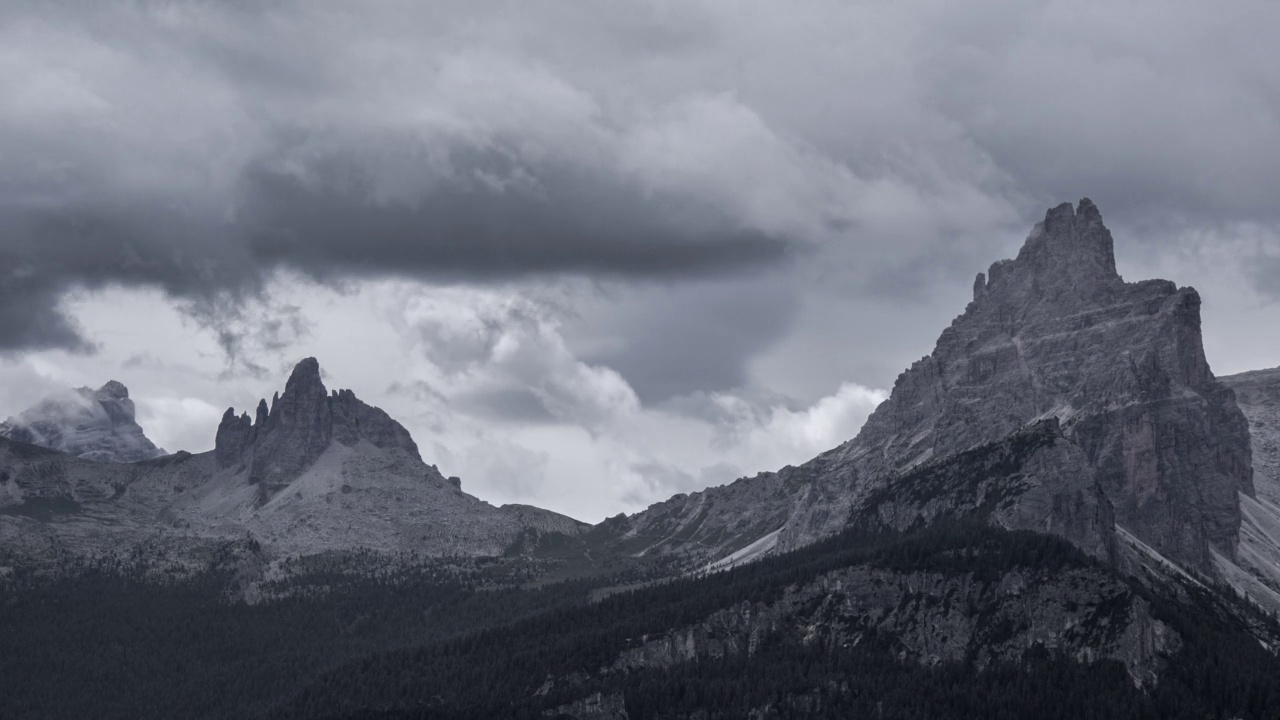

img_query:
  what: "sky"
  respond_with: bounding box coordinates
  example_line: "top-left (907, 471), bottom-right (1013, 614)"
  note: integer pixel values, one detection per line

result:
top-left (1, 0), bottom-right (1278, 522)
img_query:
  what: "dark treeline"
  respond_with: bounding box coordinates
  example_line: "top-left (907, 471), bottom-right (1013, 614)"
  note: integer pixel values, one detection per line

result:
top-left (3, 522), bottom-right (1280, 719)
top-left (279, 523), bottom-right (1280, 720)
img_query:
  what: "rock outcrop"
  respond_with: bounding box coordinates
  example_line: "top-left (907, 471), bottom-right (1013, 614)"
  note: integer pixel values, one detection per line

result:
top-left (0, 358), bottom-right (585, 569)
top-left (1215, 367), bottom-right (1280, 611)
top-left (609, 200), bottom-right (1254, 576)
top-left (215, 357), bottom-right (420, 486)
top-left (606, 562), bottom-right (1176, 688)
top-left (857, 419), bottom-right (1116, 562)
top-left (0, 381), bottom-right (166, 463)
top-left (1222, 367), bottom-right (1280, 504)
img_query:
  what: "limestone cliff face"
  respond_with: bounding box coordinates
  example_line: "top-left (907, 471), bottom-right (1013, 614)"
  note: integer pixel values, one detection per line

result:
top-left (0, 381), bottom-right (166, 463)
top-left (786, 198), bottom-right (1252, 569)
top-left (215, 357), bottom-right (420, 483)
top-left (858, 420), bottom-right (1116, 563)
top-left (1222, 367), bottom-right (1280, 504)
top-left (1215, 367), bottom-right (1280, 612)
top-left (612, 200), bottom-right (1253, 575)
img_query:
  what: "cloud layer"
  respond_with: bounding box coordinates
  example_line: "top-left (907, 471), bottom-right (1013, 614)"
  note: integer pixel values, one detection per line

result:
top-left (1, 0), bottom-right (1277, 519)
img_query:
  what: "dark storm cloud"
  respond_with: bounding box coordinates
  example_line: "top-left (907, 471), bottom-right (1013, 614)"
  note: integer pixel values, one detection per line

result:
top-left (1251, 255), bottom-right (1280, 300)
top-left (4, 0), bottom-right (1280, 384)
top-left (0, 196), bottom-right (260, 352)
top-left (0, 142), bottom-right (793, 352)
top-left (0, 1), bottom-right (803, 353)
top-left (238, 153), bottom-right (792, 281)
top-left (566, 275), bottom-right (800, 403)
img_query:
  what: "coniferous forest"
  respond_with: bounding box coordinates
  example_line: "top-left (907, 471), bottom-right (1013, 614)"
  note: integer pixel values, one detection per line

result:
top-left (5, 522), bottom-right (1280, 719)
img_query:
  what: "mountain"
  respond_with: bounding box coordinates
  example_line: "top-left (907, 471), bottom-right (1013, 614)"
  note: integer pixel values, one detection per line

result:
top-left (1223, 367), bottom-right (1280, 504)
top-left (0, 358), bottom-right (583, 571)
top-left (1219, 367), bottom-right (1280, 608)
top-left (0, 380), bottom-right (166, 463)
top-left (598, 199), bottom-right (1256, 584)
top-left (5, 200), bottom-right (1280, 719)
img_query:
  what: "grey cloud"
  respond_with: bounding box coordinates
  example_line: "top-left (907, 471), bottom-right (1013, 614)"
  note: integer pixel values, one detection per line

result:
top-left (623, 461), bottom-right (702, 505)
top-left (0, 148), bottom-right (792, 354)
top-left (4, 0), bottom-right (1280, 404)
top-left (1250, 255), bottom-right (1280, 301)
top-left (0, 276), bottom-right (88, 353)
top-left (238, 151), bottom-right (794, 281)
top-left (452, 386), bottom-right (558, 424)
top-left (566, 273), bottom-right (800, 403)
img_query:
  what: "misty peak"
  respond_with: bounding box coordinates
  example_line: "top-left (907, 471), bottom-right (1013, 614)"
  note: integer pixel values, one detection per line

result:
top-left (0, 381), bottom-right (165, 463)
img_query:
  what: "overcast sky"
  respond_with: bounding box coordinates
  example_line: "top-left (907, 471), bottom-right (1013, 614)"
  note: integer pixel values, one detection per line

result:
top-left (1, 0), bottom-right (1278, 522)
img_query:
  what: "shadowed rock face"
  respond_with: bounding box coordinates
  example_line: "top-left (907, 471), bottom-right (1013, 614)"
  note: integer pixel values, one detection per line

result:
top-left (0, 381), bottom-right (166, 463)
top-left (1, 357), bottom-right (586, 567)
top-left (789, 198), bottom-right (1253, 569)
top-left (613, 200), bottom-right (1253, 575)
top-left (215, 357), bottom-right (420, 483)
top-left (1222, 367), bottom-right (1280, 505)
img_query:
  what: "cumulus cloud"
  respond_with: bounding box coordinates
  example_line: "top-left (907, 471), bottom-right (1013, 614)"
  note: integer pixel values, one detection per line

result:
top-left (359, 282), bottom-right (888, 516)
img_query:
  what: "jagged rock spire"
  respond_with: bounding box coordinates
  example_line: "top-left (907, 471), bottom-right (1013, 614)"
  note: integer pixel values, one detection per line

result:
top-left (214, 358), bottom-right (421, 484)
top-left (979, 199), bottom-right (1121, 310)
top-left (809, 198), bottom-right (1252, 571)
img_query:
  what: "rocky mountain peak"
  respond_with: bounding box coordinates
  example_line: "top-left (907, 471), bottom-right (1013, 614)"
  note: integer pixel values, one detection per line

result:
top-left (975, 198), bottom-right (1121, 307)
top-left (95, 380), bottom-right (130, 401)
top-left (807, 199), bottom-right (1252, 571)
top-left (215, 358), bottom-right (421, 484)
top-left (283, 356), bottom-right (325, 401)
top-left (621, 200), bottom-right (1253, 578)
top-left (0, 380), bottom-right (166, 463)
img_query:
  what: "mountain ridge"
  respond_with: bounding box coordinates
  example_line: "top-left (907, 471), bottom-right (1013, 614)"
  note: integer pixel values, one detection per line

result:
top-left (0, 359), bottom-right (584, 573)
top-left (602, 199), bottom-right (1256, 584)
top-left (0, 380), bottom-right (166, 463)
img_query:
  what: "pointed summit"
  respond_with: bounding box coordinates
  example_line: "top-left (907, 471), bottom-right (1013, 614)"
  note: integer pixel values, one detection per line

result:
top-left (613, 199), bottom-right (1253, 577)
top-left (95, 380), bottom-right (130, 401)
top-left (214, 358), bottom-right (420, 486)
top-left (817, 197), bottom-right (1250, 570)
top-left (977, 199), bottom-right (1122, 312)
top-left (1024, 197), bottom-right (1116, 275)
top-left (283, 357), bottom-right (325, 398)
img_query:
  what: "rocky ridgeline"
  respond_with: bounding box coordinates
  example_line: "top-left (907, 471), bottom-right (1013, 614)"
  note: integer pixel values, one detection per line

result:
top-left (214, 357), bottom-right (420, 488)
top-left (0, 358), bottom-right (584, 570)
top-left (794, 198), bottom-right (1253, 569)
top-left (1222, 367), bottom-right (1280, 504)
top-left (0, 380), bottom-right (166, 463)
top-left (611, 200), bottom-right (1255, 577)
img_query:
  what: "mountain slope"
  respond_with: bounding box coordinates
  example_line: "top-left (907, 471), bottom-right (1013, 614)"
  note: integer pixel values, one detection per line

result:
top-left (602, 199), bottom-right (1254, 580)
top-left (1217, 368), bottom-right (1280, 609)
top-left (0, 359), bottom-right (584, 569)
top-left (0, 381), bottom-right (166, 463)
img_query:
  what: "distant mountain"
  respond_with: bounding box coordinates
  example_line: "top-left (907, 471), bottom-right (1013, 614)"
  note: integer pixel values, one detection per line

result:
top-left (595, 199), bottom-right (1266, 600)
top-left (1223, 367), bottom-right (1280, 504)
top-left (0, 358), bottom-right (584, 572)
top-left (1219, 367), bottom-right (1280, 607)
top-left (5, 201), bottom-right (1280, 720)
top-left (0, 380), bottom-right (166, 463)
